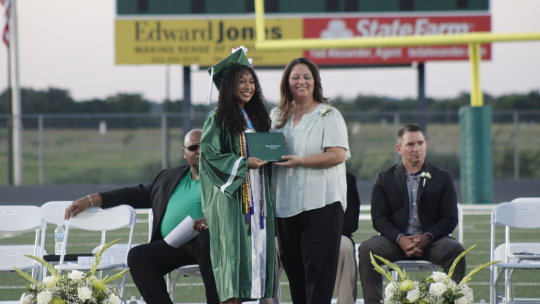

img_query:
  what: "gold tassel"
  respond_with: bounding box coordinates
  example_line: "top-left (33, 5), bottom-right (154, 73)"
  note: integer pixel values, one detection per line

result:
top-left (239, 133), bottom-right (250, 217)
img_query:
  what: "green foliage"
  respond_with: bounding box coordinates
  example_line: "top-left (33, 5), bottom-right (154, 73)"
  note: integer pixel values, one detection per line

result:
top-left (3, 88), bottom-right (539, 118)
top-left (11, 266), bottom-right (39, 286)
top-left (23, 255), bottom-right (58, 278)
top-left (0, 88), bottom-right (152, 114)
top-left (371, 252), bottom-right (406, 282)
top-left (164, 99), bottom-right (216, 113)
top-left (89, 239), bottom-right (122, 277)
top-left (446, 244), bottom-right (476, 280)
top-left (332, 90), bottom-right (540, 113)
top-left (493, 148), bottom-right (540, 179)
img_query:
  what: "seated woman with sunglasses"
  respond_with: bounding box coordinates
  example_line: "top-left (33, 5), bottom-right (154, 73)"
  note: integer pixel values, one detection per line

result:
top-left (65, 129), bottom-right (221, 304)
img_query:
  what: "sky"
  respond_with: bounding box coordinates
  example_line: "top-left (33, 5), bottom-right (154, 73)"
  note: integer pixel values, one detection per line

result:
top-left (0, 0), bottom-right (539, 105)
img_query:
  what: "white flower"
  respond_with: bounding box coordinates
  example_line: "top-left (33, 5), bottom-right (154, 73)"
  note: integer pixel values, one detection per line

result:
top-left (20, 293), bottom-right (34, 304)
top-left (232, 46), bottom-right (248, 54)
top-left (106, 294), bottom-right (122, 304)
top-left (42, 276), bottom-right (56, 288)
top-left (420, 171), bottom-right (431, 179)
top-left (406, 286), bottom-right (421, 302)
top-left (36, 291), bottom-right (52, 304)
top-left (319, 106), bottom-right (333, 117)
top-left (456, 284), bottom-right (474, 304)
top-left (420, 171), bottom-right (432, 186)
top-left (69, 270), bottom-right (85, 284)
top-left (384, 282), bottom-right (398, 299)
top-left (446, 279), bottom-right (458, 291)
top-left (431, 271), bottom-right (447, 282)
top-left (429, 282), bottom-right (447, 297)
top-left (78, 287), bottom-right (93, 301)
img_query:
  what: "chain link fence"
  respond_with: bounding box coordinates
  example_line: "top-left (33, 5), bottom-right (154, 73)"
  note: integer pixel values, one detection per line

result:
top-left (0, 110), bottom-right (539, 185)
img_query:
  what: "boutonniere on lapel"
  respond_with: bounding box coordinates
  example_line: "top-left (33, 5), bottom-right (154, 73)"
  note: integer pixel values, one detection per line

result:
top-left (319, 106), bottom-right (333, 118)
top-left (420, 172), bottom-right (431, 186)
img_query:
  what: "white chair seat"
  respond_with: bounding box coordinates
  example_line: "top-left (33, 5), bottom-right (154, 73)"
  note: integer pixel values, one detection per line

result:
top-left (0, 265), bottom-right (40, 271)
top-left (175, 265), bottom-right (202, 278)
top-left (41, 202), bottom-right (136, 303)
top-left (92, 243), bottom-right (140, 268)
top-left (495, 262), bottom-right (540, 269)
top-left (394, 260), bottom-right (441, 272)
top-left (0, 206), bottom-right (47, 293)
top-left (489, 198), bottom-right (540, 304)
top-left (169, 264), bottom-right (202, 300)
top-left (55, 263), bottom-right (127, 271)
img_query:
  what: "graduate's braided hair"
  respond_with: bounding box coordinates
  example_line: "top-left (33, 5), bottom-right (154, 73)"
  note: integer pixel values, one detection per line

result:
top-left (215, 65), bottom-right (271, 135)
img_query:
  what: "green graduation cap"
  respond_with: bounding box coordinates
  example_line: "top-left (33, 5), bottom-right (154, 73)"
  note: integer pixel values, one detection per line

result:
top-left (206, 47), bottom-right (252, 104)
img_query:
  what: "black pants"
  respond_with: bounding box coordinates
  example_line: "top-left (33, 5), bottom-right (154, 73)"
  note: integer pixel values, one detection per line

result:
top-left (276, 202), bottom-right (344, 304)
top-left (127, 231), bottom-right (219, 304)
top-left (358, 235), bottom-right (465, 304)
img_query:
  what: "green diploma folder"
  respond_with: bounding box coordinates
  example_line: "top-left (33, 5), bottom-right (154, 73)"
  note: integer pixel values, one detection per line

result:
top-left (245, 132), bottom-right (288, 162)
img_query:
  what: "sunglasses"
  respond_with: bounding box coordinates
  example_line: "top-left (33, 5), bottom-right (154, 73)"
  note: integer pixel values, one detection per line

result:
top-left (185, 143), bottom-right (201, 152)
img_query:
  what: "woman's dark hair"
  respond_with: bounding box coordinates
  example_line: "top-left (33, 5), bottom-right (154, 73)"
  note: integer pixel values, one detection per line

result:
top-left (275, 57), bottom-right (329, 129)
top-left (215, 64), bottom-right (271, 136)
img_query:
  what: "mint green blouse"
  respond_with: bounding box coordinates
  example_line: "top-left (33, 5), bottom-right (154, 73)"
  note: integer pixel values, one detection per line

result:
top-left (270, 103), bottom-right (351, 218)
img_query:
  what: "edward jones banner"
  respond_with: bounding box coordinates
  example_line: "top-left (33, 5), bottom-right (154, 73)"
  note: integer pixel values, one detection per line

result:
top-left (115, 18), bottom-right (303, 66)
top-left (115, 14), bottom-right (490, 66)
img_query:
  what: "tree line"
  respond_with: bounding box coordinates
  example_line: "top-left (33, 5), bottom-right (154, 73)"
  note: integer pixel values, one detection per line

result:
top-left (331, 91), bottom-right (540, 112)
top-left (1, 87), bottom-right (539, 115)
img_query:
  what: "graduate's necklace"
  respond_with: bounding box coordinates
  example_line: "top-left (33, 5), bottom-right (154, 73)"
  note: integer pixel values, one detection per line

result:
top-left (191, 169), bottom-right (200, 180)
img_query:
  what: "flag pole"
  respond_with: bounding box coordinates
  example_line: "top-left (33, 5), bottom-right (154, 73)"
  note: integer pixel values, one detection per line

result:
top-left (8, 0), bottom-right (22, 185)
top-left (6, 42), bottom-right (13, 185)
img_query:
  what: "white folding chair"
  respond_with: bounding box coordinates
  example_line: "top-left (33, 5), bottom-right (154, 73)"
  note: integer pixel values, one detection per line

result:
top-left (0, 206), bottom-right (47, 285)
top-left (41, 201), bottom-right (72, 226)
top-left (41, 202), bottom-right (136, 302)
top-left (91, 243), bottom-right (140, 265)
top-left (144, 209), bottom-right (202, 301)
top-left (389, 203), bottom-right (464, 280)
top-left (40, 201), bottom-right (94, 267)
top-left (489, 199), bottom-right (540, 304)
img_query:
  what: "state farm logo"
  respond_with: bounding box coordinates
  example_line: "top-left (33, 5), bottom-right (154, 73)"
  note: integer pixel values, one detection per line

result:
top-left (319, 18), bottom-right (471, 38)
top-left (320, 20), bottom-right (354, 38)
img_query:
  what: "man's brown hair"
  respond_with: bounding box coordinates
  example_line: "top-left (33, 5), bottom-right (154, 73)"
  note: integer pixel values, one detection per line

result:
top-left (397, 124), bottom-right (425, 144)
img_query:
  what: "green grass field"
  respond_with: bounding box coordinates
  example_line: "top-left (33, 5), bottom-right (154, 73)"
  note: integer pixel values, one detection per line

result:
top-left (2, 212), bottom-right (539, 303)
top-left (1, 121), bottom-right (539, 185)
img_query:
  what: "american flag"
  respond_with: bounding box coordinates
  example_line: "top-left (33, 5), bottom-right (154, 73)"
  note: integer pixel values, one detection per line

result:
top-left (0, 0), bottom-right (9, 46)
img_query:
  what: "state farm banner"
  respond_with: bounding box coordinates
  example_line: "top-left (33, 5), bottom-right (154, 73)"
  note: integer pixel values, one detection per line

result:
top-left (303, 14), bottom-right (491, 65)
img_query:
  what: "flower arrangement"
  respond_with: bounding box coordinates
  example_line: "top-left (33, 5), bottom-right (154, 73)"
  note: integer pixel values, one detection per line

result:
top-left (14, 239), bottom-right (129, 304)
top-left (371, 244), bottom-right (499, 304)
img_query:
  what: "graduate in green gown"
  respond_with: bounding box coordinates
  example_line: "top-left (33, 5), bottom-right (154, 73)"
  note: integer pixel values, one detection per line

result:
top-left (200, 48), bottom-right (275, 304)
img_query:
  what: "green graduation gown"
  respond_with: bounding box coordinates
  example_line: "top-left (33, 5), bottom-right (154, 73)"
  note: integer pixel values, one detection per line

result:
top-left (200, 110), bottom-right (275, 302)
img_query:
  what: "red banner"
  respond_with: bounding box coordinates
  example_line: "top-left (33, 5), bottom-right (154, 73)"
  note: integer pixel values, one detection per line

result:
top-left (303, 14), bottom-right (491, 65)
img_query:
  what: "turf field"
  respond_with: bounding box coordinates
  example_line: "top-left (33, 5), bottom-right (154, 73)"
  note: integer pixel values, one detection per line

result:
top-left (1, 209), bottom-right (539, 303)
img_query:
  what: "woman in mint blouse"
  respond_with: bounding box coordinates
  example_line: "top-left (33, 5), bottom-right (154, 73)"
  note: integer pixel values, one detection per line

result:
top-left (270, 58), bottom-right (350, 304)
